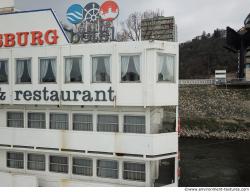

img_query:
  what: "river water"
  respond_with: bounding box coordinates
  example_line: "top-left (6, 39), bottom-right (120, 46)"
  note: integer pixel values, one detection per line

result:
top-left (179, 138), bottom-right (250, 187)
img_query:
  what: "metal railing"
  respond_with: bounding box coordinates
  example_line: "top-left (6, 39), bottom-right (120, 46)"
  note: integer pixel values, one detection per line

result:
top-left (179, 79), bottom-right (215, 85)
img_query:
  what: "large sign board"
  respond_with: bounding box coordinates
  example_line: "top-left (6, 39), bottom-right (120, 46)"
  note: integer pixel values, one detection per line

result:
top-left (0, 9), bottom-right (69, 48)
top-left (141, 16), bottom-right (176, 42)
top-left (65, 1), bottom-right (119, 43)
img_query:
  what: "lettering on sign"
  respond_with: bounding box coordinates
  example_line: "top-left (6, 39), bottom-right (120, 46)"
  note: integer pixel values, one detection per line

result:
top-left (0, 29), bottom-right (59, 48)
top-left (0, 87), bottom-right (115, 102)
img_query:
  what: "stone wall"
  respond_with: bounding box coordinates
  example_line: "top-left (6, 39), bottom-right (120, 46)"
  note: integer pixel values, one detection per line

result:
top-left (179, 85), bottom-right (250, 139)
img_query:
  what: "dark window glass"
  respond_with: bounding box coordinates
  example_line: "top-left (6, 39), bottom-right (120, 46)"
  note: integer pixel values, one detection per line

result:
top-left (92, 56), bottom-right (110, 83)
top-left (73, 114), bottom-right (93, 131)
top-left (123, 162), bottom-right (145, 181)
top-left (0, 60), bottom-right (8, 83)
top-left (28, 113), bottom-right (46, 129)
top-left (50, 113), bottom-right (68, 130)
top-left (121, 55), bottom-right (140, 82)
top-left (65, 57), bottom-right (82, 83)
top-left (49, 156), bottom-right (68, 173)
top-left (40, 58), bottom-right (56, 83)
top-left (97, 115), bottom-right (118, 132)
top-left (124, 116), bottom-right (145, 134)
top-left (7, 112), bottom-right (24, 128)
top-left (72, 157), bottom-right (93, 176)
top-left (97, 160), bottom-right (118, 179)
top-left (7, 152), bottom-right (24, 169)
top-left (16, 59), bottom-right (31, 83)
top-left (28, 154), bottom-right (46, 171)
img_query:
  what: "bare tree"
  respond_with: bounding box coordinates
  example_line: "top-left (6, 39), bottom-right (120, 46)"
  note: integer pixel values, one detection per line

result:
top-left (118, 9), bottom-right (164, 42)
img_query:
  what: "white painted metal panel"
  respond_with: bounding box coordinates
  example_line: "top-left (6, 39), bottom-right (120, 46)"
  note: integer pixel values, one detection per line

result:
top-left (0, 127), bottom-right (178, 156)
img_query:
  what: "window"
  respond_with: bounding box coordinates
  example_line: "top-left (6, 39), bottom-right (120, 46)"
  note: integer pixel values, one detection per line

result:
top-left (16, 59), bottom-right (31, 83)
top-left (39, 58), bottom-right (56, 83)
top-left (7, 152), bottom-right (24, 169)
top-left (121, 55), bottom-right (140, 82)
top-left (65, 57), bottom-right (82, 83)
top-left (28, 113), bottom-right (46, 129)
top-left (158, 54), bottom-right (175, 82)
top-left (97, 115), bottom-right (118, 132)
top-left (73, 114), bottom-right (93, 131)
top-left (49, 156), bottom-right (68, 173)
top-left (123, 162), bottom-right (145, 182)
top-left (97, 160), bottom-right (118, 179)
top-left (0, 60), bottom-right (8, 83)
top-left (124, 116), bottom-right (145, 134)
top-left (50, 113), bottom-right (68, 130)
top-left (72, 157), bottom-right (92, 176)
top-left (7, 112), bottom-right (24, 128)
top-left (92, 56), bottom-right (110, 83)
top-left (27, 154), bottom-right (45, 171)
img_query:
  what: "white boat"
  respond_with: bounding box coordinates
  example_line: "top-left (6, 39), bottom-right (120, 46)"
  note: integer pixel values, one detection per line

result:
top-left (0, 4), bottom-right (179, 187)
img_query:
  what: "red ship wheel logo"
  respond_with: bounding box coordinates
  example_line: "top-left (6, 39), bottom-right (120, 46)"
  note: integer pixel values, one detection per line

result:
top-left (100, 1), bottom-right (119, 22)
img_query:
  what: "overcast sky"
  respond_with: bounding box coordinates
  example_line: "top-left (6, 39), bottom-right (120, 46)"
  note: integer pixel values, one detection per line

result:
top-left (15, 0), bottom-right (250, 42)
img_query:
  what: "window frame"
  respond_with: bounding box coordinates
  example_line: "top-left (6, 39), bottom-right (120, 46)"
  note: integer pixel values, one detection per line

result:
top-left (96, 159), bottom-right (119, 179)
top-left (15, 58), bottom-right (32, 84)
top-left (0, 59), bottom-right (9, 84)
top-left (72, 156), bottom-right (93, 176)
top-left (49, 113), bottom-right (69, 130)
top-left (27, 112), bottom-right (46, 129)
top-left (123, 161), bottom-right (146, 182)
top-left (49, 155), bottom-right (69, 174)
top-left (123, 115), bottom-right (146, 134)
top-left (120, 53), bottom-right (142, 83)
top-left (91, 55), bottom-right (112, 84)
top-left (156, 53), bottom-right (176, 83)
top-left (6, 152), bottom-right (24, 169)
top-left (38, 57), bottom-right (57, 84)
top-left (72, 113), bottom-right (93, 131)
top-left (64, 56), bottom-right (83, 84)
top-left (7, 111), bottom-right (24, 128)
top-left (97, 114), bottom-right (119, 133)
top-left (27, 153), bottom-right (46, 171)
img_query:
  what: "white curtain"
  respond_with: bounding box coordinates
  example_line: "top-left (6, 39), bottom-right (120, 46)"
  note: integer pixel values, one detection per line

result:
top-left (16, 60), bottom-right (25, 83)
top-left (166, 55), bottom-right (174, 82)
top-left (121, 56), bottom-right (130, 78)
top-left (159, 55), bottom-right (175, 82)
top-left (104, 57), bottom-right (110, 77)
top-left (92, 57), bottom-right (98, 82)
top-left (159, 55), bottom-right (167, 80)
top-left (51, 59), bottom-right (56, 80)
top-left (40, 59), bottom-right (49, 82)
top-left (27, 60), bottom-right (31, 80)
top-left (133, 55), bottom-right (140, 75)
top-left (65, 58), bottom-right (73, 83)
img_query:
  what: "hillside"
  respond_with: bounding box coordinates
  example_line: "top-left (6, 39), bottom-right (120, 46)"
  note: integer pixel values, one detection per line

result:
top-left (180, 29), bottom-right (238, 79)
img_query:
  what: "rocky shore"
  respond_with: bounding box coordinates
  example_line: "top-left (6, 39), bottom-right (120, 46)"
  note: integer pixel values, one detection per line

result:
top-left (179, 85), bottom-right (250, 140)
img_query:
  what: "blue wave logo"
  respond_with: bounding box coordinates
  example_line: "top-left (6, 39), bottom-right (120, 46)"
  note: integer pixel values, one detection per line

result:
top-left (67, 4), bottom-right (85, 24)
